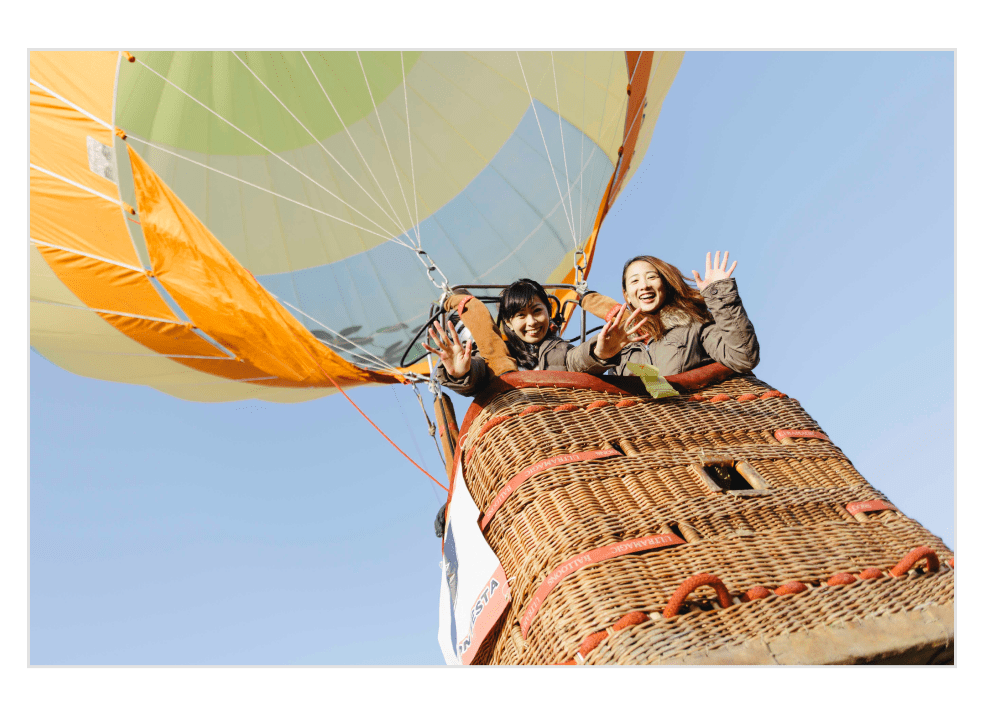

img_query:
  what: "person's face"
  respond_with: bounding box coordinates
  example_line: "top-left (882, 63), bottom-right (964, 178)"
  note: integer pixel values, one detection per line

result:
top-left (622, 260), bottom-right (665, 314)
top-left (506, 297), bottom-right (551, 344)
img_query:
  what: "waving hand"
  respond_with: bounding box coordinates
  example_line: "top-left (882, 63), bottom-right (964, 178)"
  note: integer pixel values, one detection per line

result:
top-left (595, 304), bottom-right (649, 360)
top-left (691, 251), bottom-right (737, 291)
top-left (422, 320), bottom-right (473, 378)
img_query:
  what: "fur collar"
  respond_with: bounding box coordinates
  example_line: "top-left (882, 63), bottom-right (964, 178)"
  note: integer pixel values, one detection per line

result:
top-left (660, 307), bottom-right (693, 329)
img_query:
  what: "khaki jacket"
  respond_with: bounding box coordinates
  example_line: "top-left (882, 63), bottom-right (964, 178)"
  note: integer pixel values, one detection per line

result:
top-left (610, 278), bottom-right (759, 377)
top-left (435, 334), bottom-right (614, 397)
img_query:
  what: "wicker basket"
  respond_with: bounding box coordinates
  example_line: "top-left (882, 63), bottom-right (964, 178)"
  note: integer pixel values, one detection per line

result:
top-left (449, 366), bottom-right (954, 665)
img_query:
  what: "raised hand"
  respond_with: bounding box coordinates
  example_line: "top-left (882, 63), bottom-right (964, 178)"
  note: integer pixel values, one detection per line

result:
top-left (421, 320), bottom-right (473, 378)
top-left (594, 304), bottom-right (650, 360)
top-left (691, 251), bottom-right (737, 291)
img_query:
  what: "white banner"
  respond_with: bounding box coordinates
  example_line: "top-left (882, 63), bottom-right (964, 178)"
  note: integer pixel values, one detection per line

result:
top-left (437, 459), bottom-right (511, 665)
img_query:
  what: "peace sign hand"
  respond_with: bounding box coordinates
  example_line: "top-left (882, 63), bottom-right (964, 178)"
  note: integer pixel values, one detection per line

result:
top-left (594, 304), bottom-right (650, 361)
top-left (422, 320), bottom-right (473, 378)
top-left (692, 251), bottom-right (737, 292)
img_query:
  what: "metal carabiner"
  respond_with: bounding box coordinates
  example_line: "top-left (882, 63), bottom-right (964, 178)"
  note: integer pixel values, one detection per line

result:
top-left (574, 250), bottom-right (588, 294)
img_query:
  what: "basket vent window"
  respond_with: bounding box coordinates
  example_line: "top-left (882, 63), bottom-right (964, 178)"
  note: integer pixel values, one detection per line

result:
top-left (706, 465), bottom-right (754, 492)
top-left (691, 459), bottom-right (771, 495)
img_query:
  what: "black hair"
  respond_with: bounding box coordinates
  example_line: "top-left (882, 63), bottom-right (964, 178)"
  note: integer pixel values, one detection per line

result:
top-left (497, 278), bottom-right (555, 370)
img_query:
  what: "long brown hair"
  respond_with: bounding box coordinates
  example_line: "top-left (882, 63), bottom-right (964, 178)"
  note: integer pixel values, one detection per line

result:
top-left (621, 255), bottom-right (712, 342)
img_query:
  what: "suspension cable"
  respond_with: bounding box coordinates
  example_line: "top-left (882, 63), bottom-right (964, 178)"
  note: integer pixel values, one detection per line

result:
top-left (425, 354), bottom-right (457, 458)
top-left (400, 51), bottom-right (422, 245)
top-left (131, 57), bottom-right (410, 245)
top-left (298, 342), bottom-right (448, 492)
top-left (550, 51), bottom-right (577, 247)
top-left (300, 51), bottom-right (418, 248)
top-left (411, 381), bottom-right (447, 468)
top-left (356, 51), bottom-right (419, 244)
top-left (231, 51), bottom-right (411, 242)
top-left (515, 52), bottom-right (578, 249)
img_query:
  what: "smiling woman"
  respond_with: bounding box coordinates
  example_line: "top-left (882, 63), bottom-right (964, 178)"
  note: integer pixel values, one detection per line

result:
top-left (499, 279), bottom-right (561, 368)
top-left (581, 251), bottom-right (760, 377)
top-left (623, 259), bottom-right (667, 312)
top-left (423, 278), bottom-right (645, 397)
top-left (503, 288), bottom-right (550, 344)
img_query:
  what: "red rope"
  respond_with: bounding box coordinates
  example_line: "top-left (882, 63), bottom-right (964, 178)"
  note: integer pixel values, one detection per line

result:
top-left (759, 390), bottom-right (786, 399)
top-left (578, 630), bottom-right (608, 657)
top-left (478, 414), bottom-right (514, 438)
top-left (612, 611), bottom-right (649, 631)
top-left (558, 611), bottom-right (650, 665)
top-left (890, 546), bottom-right (939, 577)
top-left (300, 345), bottom-right (448, 492)
top-left (741, 586), bottom-right (772, 602)
top-left (775, 581), bottom-right (807, 596)
top-left (663, 573), bottom-right (733, 618)
top-left (554, 403), bottom-right (580, 412)
top-left (555, 546), bottom-right (953, 664)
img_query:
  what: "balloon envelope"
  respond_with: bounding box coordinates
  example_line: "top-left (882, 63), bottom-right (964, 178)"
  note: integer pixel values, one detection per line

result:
top-left (30, 51), bottom-right (683, 401)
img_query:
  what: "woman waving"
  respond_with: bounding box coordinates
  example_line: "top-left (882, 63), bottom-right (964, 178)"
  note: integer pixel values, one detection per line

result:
top-left (584, 251), bottom-right (759, 377)
top-left (424, 278), bottom-right (645, 397)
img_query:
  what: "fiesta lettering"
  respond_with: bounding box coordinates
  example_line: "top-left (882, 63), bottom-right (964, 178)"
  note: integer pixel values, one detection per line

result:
top-left (459, 574), bottom-right (507, 658)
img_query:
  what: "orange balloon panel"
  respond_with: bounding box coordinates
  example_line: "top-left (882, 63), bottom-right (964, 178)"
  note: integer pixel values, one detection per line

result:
top-left (128, 145), bottom-right (402, 389)
top-left (29, 51), bottom-right (117, 124)
top-left (35, 243), bottom-right (178, 321)
top-left (30, 168), bottom-right (141, 267)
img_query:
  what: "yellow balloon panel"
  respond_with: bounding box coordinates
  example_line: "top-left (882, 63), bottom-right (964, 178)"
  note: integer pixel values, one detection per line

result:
top-left (32, 301), bottom-right (337, 403)
top-left (30, 244), bottom-right (85, 308)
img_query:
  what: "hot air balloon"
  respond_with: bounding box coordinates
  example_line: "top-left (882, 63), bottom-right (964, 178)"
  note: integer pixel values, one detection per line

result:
top-left (30, 50), bottom-right (680, 401)
top-left (30, 51), bottom-right (953, 666)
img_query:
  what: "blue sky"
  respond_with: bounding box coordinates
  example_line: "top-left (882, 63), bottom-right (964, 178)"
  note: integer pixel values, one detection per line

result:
top-left (30, 51), bottom-right (954, 666)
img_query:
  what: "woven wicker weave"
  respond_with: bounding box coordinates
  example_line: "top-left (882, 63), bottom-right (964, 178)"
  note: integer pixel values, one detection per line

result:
top-left (450, 368), bottom-right (954, 665)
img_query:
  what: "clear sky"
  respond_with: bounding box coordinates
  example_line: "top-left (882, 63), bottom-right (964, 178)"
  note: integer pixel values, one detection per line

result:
top-left (30, 51), bottom-right (954, 666)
